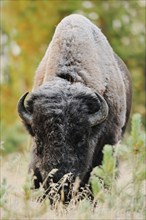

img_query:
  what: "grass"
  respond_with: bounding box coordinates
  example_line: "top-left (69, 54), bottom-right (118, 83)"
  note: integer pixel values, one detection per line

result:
top-left (0, 114), bottom-right (145, 220)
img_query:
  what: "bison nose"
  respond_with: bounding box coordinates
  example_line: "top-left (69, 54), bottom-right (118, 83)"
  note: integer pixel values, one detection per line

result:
top-left (51, 171), bottom-right (75, 202)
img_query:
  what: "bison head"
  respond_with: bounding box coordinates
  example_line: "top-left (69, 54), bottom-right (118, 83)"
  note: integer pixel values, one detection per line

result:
top-left (18, 77), bottom-right (108, 201)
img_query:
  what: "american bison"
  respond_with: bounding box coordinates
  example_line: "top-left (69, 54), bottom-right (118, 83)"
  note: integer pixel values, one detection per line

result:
top-left (18, 14), bottom-right (132, 201)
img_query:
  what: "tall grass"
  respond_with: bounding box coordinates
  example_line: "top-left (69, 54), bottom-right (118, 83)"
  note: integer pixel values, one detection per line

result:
top-left (0, 114), bottom-right (145, 220)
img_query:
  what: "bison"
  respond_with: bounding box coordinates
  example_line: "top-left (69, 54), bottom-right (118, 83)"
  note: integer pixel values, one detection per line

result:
top-left (18, 14), bottom-right (132, 201)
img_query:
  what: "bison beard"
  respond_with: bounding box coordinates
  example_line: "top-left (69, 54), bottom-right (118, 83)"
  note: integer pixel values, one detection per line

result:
top-left (17, 14), bottom-right (132, 203)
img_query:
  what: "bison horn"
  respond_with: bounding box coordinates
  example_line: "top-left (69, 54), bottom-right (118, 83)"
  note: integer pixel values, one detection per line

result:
top-left (17, 92), bottom-right (32, 125)
top-left (89, 93), bottom-right (109, 127)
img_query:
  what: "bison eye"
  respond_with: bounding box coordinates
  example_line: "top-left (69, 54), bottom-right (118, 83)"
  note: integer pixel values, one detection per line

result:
top-left (59, 73), bottom-right (74, 83)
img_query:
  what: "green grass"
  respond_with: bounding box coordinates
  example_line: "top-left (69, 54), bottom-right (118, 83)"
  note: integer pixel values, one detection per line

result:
top-left (0, 114), bottom-right (145, 220)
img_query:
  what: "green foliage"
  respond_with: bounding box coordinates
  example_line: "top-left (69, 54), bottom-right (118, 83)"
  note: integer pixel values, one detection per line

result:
top-left (1, 122), bottom-right (28, 154)
top-left (90, 145), bottom-right (117, 198)
top-left (0, 178), bottom-right (10, 208)
top-left (130, 113), bottom-right (145, 154)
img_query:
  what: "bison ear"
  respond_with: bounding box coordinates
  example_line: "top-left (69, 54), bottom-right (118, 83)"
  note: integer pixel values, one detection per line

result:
top-left (17, 92), bottom-right (34, 136)
top-left (88, 93), bottom-right (109, 127)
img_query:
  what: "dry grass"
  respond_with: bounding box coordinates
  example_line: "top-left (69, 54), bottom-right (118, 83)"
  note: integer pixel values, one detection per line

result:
top-left (1, 152), bottom-right (145, 220)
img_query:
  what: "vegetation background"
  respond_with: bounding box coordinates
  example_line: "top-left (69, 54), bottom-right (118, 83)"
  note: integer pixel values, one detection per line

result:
top-left (1, 0), bottom-right (145, 154)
